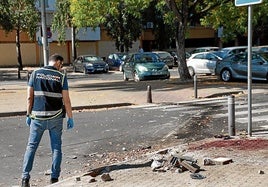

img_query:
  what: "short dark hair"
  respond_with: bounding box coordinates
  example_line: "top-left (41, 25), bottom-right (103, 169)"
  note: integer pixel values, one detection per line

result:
top-left (49, 54), bottom-right (64, 62)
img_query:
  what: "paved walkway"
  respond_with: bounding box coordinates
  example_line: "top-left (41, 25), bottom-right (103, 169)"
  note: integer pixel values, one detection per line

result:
top-left (0, 68), bottom-right (267, 187)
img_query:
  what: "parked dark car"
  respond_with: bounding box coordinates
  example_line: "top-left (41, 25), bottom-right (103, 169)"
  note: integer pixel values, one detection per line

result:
top-left (106, 52), bottom-right (128, 71)
top-left (168, 51), bottom-right (191, 67)
top-left (215, 52), bottom-right (268, 82)
top-left (73, 55), bottom-right (109, 74)
top-left (152, 51), bottom-right (175, 68)
top-left (122, 52), bottom-right (170, 82)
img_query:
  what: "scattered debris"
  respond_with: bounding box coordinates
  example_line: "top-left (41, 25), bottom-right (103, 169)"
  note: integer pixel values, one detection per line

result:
top-left (203, 157), bottom-right (232, 165)
top-left (76, 177), bottom-right (81, 181)
top-left (88, 176), bottom-right (96, 183)
top-left (212, 157), bottom-right (233, 165)
top-left (180, 160), bottom-right (199, 173)
top-left (67, 155), bottom-right (78, 159)
top-left (151, 160), bottom-right (165, 171)
top-left (44, 170), bottom-right (51, 175)
top-left (101, 173), bottom-right (113, 182)
top-left (139, 145), bottom-right (152, 150)
top-left (190, 173), bottom-right (206, 179)
top-left (150, 153), bottom-right (200, 174)
top-left (203, 158), bottom-right (215, 166)
top-left (214, 134), bottom-right (231, 140)
top-left (258, 170), bottom-right (264, 174)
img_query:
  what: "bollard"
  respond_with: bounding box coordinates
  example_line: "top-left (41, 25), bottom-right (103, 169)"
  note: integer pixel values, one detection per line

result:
top-left (228, 95), bottom-right (235, 136)
top-left (147, 85), bottom-right (152, 103)
top-left (194, 74), bottom-right (197, 99)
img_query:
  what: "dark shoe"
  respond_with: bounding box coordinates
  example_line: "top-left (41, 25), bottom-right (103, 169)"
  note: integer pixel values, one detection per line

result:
top-left (21, 178), bottom-right (30, 187)
top-left (50, 178), bottom-right (58, 184)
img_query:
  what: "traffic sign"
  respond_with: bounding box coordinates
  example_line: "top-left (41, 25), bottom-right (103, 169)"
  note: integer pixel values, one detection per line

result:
top-left (235, 0), bottom-right (263, 6)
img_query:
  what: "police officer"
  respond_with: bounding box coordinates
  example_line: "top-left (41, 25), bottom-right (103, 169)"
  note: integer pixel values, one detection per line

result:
top-left (21, 54), bottom-right (74, 187)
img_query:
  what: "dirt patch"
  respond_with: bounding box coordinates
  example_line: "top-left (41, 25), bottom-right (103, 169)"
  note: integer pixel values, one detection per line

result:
top-left (188, 138), bottom-right (268, 151)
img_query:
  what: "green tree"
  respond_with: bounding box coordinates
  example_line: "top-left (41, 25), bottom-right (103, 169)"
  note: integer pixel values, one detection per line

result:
top-left (104, 1), bottom-right (143, 52)
top-left (52, 0), bottom-right (78, 61)
top-left (142, 0), bottom-right (176, 50)
top-left (0, 0), bottom-right (39, 78)
top-left (201, 1), bottom-right (268, 45)
top-left (69, 0), bottom-right (150, 52)
top-left (0, 0), bottom-right (13, 32)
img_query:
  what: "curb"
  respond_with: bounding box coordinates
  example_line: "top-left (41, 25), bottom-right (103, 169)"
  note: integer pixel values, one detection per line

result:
top-left (0, 103), bottom-right (133, 118)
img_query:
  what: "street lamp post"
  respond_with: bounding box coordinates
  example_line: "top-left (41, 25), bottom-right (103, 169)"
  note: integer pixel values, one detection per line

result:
top-left (41, 0), bottom-right (48, 66)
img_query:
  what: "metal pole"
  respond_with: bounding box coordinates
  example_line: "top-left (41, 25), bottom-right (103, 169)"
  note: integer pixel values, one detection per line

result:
top-left (248, 6), bottom-right (253, 136)
top-left (41, 0), bottom-right (48, 66)
top-left (71, 27), bottom-right (77, 62)
top-left (147, 85), bottom-right (152, 103)
top-left (228, 95), bottom-right (235, 136)
top-left (194, 74), bottom-right (197, 99)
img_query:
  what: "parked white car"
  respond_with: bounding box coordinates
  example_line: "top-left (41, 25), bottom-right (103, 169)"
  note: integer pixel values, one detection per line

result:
top-left (187, 52), bottom-right (222, 76)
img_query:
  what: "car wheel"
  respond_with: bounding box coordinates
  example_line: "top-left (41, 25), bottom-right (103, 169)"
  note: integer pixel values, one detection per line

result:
top-left (188, 67), bottom-right (195, 77)
top-left (123, 71), bottom-right (129, 81)
top-left (221, 69), bottom-right (232, 82)
top-left (133, 71), bottom-right (140, 82)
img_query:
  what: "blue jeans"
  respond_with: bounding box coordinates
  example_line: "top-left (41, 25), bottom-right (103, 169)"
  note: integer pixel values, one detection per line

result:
top-left (22, 116), bottom-right (63, 179)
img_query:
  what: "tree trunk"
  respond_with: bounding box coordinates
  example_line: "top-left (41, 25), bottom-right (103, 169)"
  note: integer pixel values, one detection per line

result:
top-left (16, 29), bottom-right (23, 79)
top-left (71, 26), bottom-right (77, 62)
top-left (174, 0), bottom-right (191, 81)
top-left (176, 22), bottom-right (191, 81)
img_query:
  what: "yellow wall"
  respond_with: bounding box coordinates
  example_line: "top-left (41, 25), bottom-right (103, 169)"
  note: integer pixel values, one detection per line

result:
top-left (188, 27), bottom-right (215, 39)
top-left (0, 43), bottom-right (36, 66)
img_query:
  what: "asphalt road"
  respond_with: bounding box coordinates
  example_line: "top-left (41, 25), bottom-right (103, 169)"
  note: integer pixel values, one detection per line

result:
top-left (0, 104), bottom-right (191, 186)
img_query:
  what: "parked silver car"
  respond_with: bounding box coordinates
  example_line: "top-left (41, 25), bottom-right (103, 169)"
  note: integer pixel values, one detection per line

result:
top-left (215, 52), bottom-right (268, 82)
top-left (187, 52), bottom-right (222, 76)
top-left (190, 47), bottom-right (219, 54)
top-left (215, 46), bottom-right (247, 59)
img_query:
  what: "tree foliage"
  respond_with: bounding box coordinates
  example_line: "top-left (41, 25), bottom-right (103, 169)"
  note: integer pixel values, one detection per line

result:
top-left (201, 0), bottom-right (268, 44)
top-left (52, 0), bottom-right (72, 43)
top-left (104, 1), bottom-right (143, 52)
top-left (69, 0), bottom-right (150, 28)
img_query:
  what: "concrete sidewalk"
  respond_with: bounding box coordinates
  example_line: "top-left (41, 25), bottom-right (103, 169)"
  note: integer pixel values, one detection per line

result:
top-left (46, 137), bottom-right (268, 187)
top-left (0, 68), bottom-right (267, 187)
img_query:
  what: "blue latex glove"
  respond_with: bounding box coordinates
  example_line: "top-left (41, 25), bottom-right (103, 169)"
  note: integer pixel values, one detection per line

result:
top-left (26, 116), bottom-right (31, 127)
top-left (67, 118), bottom-right (74, 129)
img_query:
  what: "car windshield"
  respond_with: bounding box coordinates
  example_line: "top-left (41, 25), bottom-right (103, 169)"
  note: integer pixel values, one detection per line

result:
top-left (134, 53), bottom-right (160, 63)
top-left (84, 56), bottom-right (101, 62)
top-left (118, 54), bottom-right (127, 60)
top-left (227, 52), bottom-right (268, 63)
top-left (155, 52), bottom-right (171, 58)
